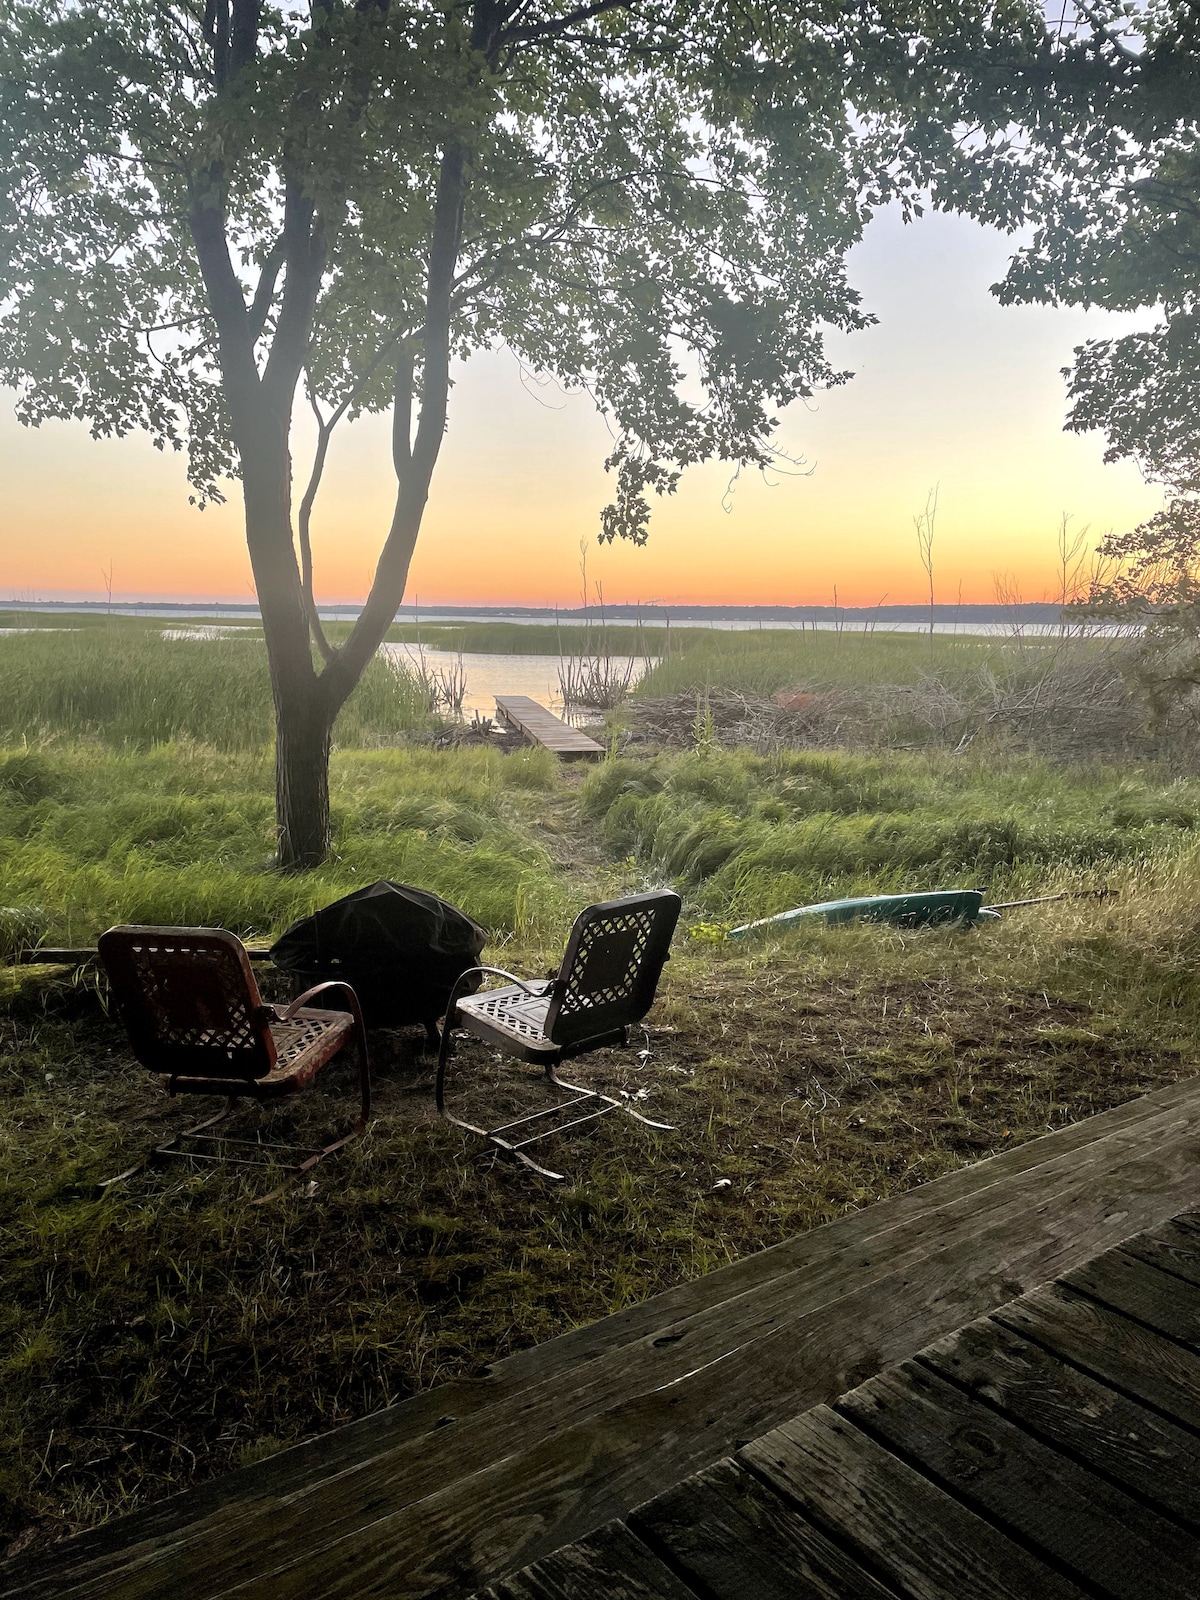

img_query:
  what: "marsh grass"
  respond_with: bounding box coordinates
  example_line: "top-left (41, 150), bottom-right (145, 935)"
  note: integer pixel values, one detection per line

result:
top-left (637, 627), bottom-right (996, 696)
top-left (0, 625), bottom-right (431, 751)
top-left (582, 746), bottom-right (1200, 920)
top-left (0, 742), bottom-right (577, 948)
top-left (632, 625), bottom-right (1115, 700)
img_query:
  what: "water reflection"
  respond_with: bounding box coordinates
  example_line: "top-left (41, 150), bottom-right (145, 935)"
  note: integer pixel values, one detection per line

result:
top-left (380, 644), bottom-right (654, 720)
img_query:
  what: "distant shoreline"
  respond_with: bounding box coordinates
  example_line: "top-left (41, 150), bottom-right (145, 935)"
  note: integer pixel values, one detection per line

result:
top-left (0, 599), bottom-right (1069, 625)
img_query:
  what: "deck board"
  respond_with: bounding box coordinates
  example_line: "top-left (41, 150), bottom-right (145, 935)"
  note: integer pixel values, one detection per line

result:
top-left (1114, 1216), bottom-right (1200, 1289)
top-left (742, 1407), bottom-right (1088, 1600)
top-left (994, 1282), bottom-right (1200, 1431)
top-left (628, 1459), bottom-right (897, 1600)
top-left (493, 695), bottom-right (603, 758)
top-left (1062, 1246), bottom-right (1200, 1345)
top-left (837, 1360), bottom-right (1200, 1598)
top-left (917, 1315), bottom-right (1200, 1525)
top-left (9, 1074), bottom-right (1200, 1600)
top-left (482, 1523), bottom-right (696, 1600)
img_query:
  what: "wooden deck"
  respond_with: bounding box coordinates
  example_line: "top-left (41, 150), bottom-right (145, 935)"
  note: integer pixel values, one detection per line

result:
top-left (487, 1213), bottom-right (1200, 1598)
top-left (494, 695), bottom-right (603, 758)
top-left (8, 1069), bottom-right (1200, 1599)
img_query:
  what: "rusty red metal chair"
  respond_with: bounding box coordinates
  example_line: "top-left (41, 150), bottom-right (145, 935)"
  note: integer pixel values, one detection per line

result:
top-left (97, 925), bottom-right (370, 1201)
top-left (436, 890), bottom-right (681, 1178)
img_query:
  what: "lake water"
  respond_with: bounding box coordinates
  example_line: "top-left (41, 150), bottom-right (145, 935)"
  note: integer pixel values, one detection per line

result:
top-left (381, 644), bottom-right (654, 719)
top-left (2, 602), bottom-right (1112, 636)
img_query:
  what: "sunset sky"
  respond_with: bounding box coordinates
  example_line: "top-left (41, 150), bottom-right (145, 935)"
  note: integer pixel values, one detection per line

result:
top-left (1, 205), bottom-right (1164, 610)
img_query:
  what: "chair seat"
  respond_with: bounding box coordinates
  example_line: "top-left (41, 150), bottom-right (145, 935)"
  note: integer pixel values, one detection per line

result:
top-left (455, 984), bottom-right (629, 1064)
top-left (456, 983), bottom-right (559, 1062)
top-left (159, 1007), bottom-right (355, 1098)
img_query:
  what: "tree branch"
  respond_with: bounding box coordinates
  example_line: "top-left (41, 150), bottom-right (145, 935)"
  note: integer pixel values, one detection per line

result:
top-left (392, 345), bottom-right (414, 477)
top-left (1070, 0), bottom-right (1140, 64)
top-left (261, 176), bottom-right (327, 413)
top-left (297, 387), bottom-right (336, 664)
top-left (328, 144), bottom-right (468, 699)
top-left (229, 0), bottom-right (263, 79)
top-left (187, 202), bottom-right (259, 419)
top-left (505, 0), bottom-right (630, 44)
top-left (293, 323), bottom-right (415, 662)
top-left (201, 0), bottom-right (230, 86)
top-left (247, 234), bottom-right (286, 343)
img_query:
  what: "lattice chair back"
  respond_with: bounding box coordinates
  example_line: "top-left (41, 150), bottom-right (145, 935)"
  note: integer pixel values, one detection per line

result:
top-left (543, 891), bottom-right (681, 1047)
top-left (98, 926), bottom-right (277, 1080)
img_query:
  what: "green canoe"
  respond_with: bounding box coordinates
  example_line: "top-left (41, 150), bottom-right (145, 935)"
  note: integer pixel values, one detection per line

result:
top-left (727, 889), bottom-right (998, 940)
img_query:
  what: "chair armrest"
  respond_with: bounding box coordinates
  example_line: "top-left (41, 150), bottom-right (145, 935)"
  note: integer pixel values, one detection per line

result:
top-left (280, 981), bottom-right (361, 1021)
top-left (455, 965), bottom-right (546, 997)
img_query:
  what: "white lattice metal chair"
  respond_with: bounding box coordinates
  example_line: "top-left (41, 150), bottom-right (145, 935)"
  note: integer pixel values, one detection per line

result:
top-left (435, 891), bottom-right (681, 1177)
top-left (97, 925), bottom-right (370, 1201)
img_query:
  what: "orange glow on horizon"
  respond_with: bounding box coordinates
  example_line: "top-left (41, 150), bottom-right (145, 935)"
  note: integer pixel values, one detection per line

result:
top-left (1, 211), bottom-right (1167, 611)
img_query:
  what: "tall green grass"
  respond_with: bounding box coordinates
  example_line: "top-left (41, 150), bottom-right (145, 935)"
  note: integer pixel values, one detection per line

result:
top-left (0, 625), bottom-right (431, 751)
top-left (0, 743), bottom-right (572, 945)
top-left (583, 747), bottom-right (1200, 920)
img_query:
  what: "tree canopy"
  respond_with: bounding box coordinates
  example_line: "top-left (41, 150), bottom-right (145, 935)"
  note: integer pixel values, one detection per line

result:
top-left (946, 2), bottom-right (1200, 495)
top-left (0, 2), bottom-right (932, 529)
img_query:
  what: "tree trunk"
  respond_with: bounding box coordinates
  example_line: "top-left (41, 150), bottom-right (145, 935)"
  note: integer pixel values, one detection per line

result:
top-left (238, 418), bottom-right (330, 870)
top-left (275, 681), bottom-right (333, 870)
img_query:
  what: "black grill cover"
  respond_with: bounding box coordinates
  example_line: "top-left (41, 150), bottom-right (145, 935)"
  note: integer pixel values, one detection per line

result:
top-left (269, 881), bottom-right (486, 1027)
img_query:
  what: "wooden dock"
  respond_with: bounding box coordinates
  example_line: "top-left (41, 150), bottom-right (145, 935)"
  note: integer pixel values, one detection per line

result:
top-left (494, 695), bottom-right (603, 759)
top-left (8, 1069), bottom-right (1200, 1599)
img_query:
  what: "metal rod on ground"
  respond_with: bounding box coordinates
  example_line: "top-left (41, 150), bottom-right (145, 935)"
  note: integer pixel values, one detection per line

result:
top-left (986, 889), bottom-right (1116, 912)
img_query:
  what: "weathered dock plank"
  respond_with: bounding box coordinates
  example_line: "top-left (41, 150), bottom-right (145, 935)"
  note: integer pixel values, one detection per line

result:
top-left (995, 1281), bottom-right (1200, 1430)
top-left (1063, 1244), bottom-right (1200, 1344)
top-left (629, 1458), bottom-right (897, 1600)
top-left (482, 1522), bottom-right (695, 1600)
top-left (494, 695), bottom-right (603, 759)
top-left (917, 1315), bottom-right (1200, 1525)
top-left (8, 1074), bottom-right (1200, 1600)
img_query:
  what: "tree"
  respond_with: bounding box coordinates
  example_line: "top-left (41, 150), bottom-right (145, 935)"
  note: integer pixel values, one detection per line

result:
top-left (922, 3), bottom-right (1200, 724)
top-left (935, 3), bottom-right (1200, 495)
top-left (0, 1), bottom-right (967, 866)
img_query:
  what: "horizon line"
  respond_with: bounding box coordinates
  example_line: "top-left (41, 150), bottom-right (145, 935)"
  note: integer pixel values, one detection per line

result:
top-left (1, 598), bottom-right (1070, 620)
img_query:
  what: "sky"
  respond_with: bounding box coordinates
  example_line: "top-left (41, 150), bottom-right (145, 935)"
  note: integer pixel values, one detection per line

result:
top-left (0, 204), bottom-right (1165, 609)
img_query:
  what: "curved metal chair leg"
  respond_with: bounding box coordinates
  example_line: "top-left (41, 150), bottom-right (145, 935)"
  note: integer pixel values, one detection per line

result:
top-left (548, 1065), bottom-right (674, 1131)
top-left (435, 1007), bottom-right (493, 1139)
top-left (435, 966), bottom-right (671, 1180)
top-left (97, 1096), bottom-right (240, 1193)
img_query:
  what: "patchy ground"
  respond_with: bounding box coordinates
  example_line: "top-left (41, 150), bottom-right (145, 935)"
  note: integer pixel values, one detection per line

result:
top-left (3, 907), bottom-right (1197, 1560)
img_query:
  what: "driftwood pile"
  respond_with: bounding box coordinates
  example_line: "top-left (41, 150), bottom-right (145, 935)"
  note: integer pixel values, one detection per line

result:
top-left (624, 653), bottom-right (1186, 761)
